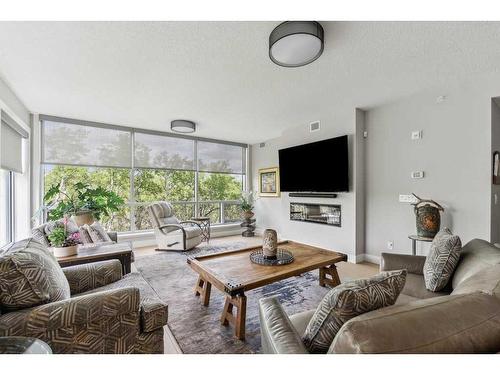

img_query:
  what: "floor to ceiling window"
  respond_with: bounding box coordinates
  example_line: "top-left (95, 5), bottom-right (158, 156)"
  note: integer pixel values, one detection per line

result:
top-left (0, 169), bottom-right (13, 246)
top-left (1, 110), bottom-right (28, 246)
top-left (40, 116), bottom-right (247, 232)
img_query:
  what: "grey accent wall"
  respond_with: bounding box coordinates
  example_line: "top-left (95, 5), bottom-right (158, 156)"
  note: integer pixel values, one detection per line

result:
top-left (251, 110), bottom-right (365, 263)
top-left (365, 74), bottom-right (498, 260)
top-left (491, 99), bottom-right (500, 243)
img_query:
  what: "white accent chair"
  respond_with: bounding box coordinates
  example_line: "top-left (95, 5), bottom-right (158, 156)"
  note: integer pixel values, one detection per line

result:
top-left (147, 202), bottom-right (203, 251)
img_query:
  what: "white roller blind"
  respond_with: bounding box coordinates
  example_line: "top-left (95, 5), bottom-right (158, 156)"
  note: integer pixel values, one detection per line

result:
top-left (1, 112), bottom-right (27, 173)
top-left (197, 141), bottom-right (245, 174)
top-left (134, 132), bottom-right (195, 170)
top-left (42, 120), bottom-right (132, 168)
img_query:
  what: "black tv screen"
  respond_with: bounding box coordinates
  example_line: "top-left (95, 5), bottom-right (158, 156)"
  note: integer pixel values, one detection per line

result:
top-left (278, 135), bottom-right (348, 192)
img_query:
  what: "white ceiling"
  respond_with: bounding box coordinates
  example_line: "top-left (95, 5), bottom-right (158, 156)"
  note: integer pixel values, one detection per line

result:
top-left (0, 21), bottom-right (500, 144)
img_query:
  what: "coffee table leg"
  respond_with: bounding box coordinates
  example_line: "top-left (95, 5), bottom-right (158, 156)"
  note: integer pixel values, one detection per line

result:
top-left (194, 276), bottom-right (212, 306)
top-left (220, 294), bottom-right (247, 340)
top-left (319, 264), bottom-right (341, 288)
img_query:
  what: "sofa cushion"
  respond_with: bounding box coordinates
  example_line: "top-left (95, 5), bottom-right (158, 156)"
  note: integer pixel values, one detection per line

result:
top-left (290, 309), bottom-right (316, 337)
top-left (87, 221), bottom-right (112, 243)
top-left (0, 238), bottom-right (70, 312)
top-left (76, 272), bottom-right (168, 333)
top-left (423, 228), bottom-right (461, 292)
top-left (402, 273), bottom-right (450, 300)
top-left (302, 270), bottom-right (407, 353)
top-left (329, 293), bottom-right (500, 354)
top-left (452, 239), bottom-right (500, 289)
top-left (79, 226), bottom-right (94, 244)
top-left (451, 264), bottom-right (500, 297)
top-left (31, 225), bottom-right (51, 247)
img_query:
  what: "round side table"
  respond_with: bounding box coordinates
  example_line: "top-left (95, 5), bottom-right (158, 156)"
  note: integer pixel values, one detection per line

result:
top-left (408, 235), bottom-right (433, 255)
top-left (191, 217), bottom-right (211, 243)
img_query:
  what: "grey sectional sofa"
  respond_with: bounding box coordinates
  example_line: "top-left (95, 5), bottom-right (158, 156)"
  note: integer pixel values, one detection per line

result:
top-left (259, 238), bottom-right (500, 354)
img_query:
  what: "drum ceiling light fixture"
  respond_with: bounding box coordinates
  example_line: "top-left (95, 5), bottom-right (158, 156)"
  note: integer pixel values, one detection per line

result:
top-left (269, 21), bottom-right (324, 67)
top-left (171, 119), bottom-right (196, 133)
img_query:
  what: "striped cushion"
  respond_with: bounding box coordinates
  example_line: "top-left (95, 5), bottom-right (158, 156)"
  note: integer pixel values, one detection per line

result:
top-left (0, 238), bottom-right (70, 312)
top-left (79, 226), bottom-right (94, 244)
top-left (423, 228), bottom-right (462, 292)
top-left (88, 222), bottom-right (112, 243)
top-left (302, 270), bottom-right (407, 353)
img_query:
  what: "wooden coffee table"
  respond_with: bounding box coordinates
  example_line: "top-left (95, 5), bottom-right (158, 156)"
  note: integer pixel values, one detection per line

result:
top-left (57, 242), bottom-right (133, 275)
top-left (187, 240), bottom-right (347, 340)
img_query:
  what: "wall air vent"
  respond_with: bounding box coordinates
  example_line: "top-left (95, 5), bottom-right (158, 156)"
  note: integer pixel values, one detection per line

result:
top-left (310, 121), bottom-right (320, 132)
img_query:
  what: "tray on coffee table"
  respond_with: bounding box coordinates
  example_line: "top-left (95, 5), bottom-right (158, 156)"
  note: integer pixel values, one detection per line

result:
top-left (186, 240), bottom-right (347, 340)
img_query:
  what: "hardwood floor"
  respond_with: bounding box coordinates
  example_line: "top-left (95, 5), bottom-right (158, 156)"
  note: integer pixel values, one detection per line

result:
top-left (132, 235), bottom-right (378, 354)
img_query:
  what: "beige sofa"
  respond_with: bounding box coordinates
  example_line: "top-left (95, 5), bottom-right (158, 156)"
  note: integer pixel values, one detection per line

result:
top-left (259, 238), bottom-right (500, 354)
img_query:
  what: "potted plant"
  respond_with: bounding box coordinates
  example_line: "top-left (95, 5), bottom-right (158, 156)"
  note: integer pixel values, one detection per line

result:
top-left (47, 219), bottom-right (81, 257)
top-left (240, 191), bottom-right (256, 220)
top-left (43, 182), bottom-right (125, 226)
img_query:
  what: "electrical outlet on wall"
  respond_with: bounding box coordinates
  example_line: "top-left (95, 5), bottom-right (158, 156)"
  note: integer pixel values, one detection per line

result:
top-left (387, 241), bottom-right (394, 250)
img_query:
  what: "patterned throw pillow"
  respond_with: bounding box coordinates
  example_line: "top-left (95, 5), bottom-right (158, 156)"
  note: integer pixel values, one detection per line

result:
top-left (423, 228), bottom-right (462, 292)
top-left (79, 225), bottom-right (94, 244)
top-left (0, 238), bottom-right (70, 312)
top-left (302, 270), bottom-right (407, 353)
top-left (88, 222), bottom-right (112, 243)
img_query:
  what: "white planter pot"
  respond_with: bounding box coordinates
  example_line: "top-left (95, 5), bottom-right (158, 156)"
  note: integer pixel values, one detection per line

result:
top-left (51, 245), bottom-right (78, 258)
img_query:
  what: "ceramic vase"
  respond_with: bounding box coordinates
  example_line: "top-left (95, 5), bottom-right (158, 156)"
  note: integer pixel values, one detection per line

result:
top-left (72, 211), bottom-right (94, 227)
top-left (262, 229), bottom-right (278, 258)
top-left (51, 245), bottom-right (78, 258)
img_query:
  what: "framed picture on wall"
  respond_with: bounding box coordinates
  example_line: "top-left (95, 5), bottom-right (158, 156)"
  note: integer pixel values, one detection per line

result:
top-left (258, 167), bottom-right (280, 197)
top-left (494, 151), bottom-right (500, 185)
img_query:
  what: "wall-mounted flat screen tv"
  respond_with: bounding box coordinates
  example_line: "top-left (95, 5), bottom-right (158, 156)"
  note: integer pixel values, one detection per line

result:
top-left (278, 135), bottom-right (348, 192)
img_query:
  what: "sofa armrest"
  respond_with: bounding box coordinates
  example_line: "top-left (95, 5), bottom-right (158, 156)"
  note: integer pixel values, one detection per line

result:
top-left (140, 299), bottom-right (168, 333)
top-left (63, 259), bottom-right (123, 295)
top-left (0, 287), bottom-right (140, 337)
top-left (107, 231), bottom-right (118, 242)
top-left (258, 297), bottom-right (308, 354)
top-left (329, 293), bottom-right (500, 354)
top-left (380, 253), bottom-right (426, 275)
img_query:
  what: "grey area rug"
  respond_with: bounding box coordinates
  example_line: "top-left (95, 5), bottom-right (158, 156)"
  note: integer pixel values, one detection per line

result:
top-left (134, 242), bottom-right (332, 354)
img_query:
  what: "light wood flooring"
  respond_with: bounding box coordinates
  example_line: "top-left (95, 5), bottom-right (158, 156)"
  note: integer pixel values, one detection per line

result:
top-left (132, 235), bottom-right (378, 354)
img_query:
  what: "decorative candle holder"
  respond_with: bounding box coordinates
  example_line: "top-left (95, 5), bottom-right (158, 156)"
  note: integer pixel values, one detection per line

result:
top-left (262, 229), bottom-right (278, 259)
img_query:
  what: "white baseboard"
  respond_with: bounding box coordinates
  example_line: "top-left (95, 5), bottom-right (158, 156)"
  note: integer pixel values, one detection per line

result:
top-left (362, 253), bottom-right (381, 265)
top-left (348, 253), bottom-right (368, 264)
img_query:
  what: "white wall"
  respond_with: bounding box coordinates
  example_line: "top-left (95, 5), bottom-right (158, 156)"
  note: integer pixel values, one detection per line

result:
top-left (365, 71), bottom-right (500, 260)
top-left (251, 110), bottom-right (363, 263)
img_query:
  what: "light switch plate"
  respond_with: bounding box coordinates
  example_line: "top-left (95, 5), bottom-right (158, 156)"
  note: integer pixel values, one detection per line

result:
top-left (411, 130), bottom-right (422, 140)
top-left (399, 194), bottom-right (418, 203)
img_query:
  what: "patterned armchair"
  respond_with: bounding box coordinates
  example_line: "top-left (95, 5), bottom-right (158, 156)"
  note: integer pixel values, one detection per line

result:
top-left (0, 239), bottom-right (167, 354)
top-left (147, 202), bottom-right (203, 251)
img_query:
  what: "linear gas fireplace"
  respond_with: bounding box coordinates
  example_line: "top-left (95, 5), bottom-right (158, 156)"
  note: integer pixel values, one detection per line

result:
top-left (290, 202), bottom-right (341, 227)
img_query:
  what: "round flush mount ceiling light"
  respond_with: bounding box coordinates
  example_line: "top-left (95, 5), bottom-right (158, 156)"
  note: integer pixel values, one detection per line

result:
top-left (269, 21), bottom-right (324, 68)
top-left (171, 119), bottom-right (196, 133)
